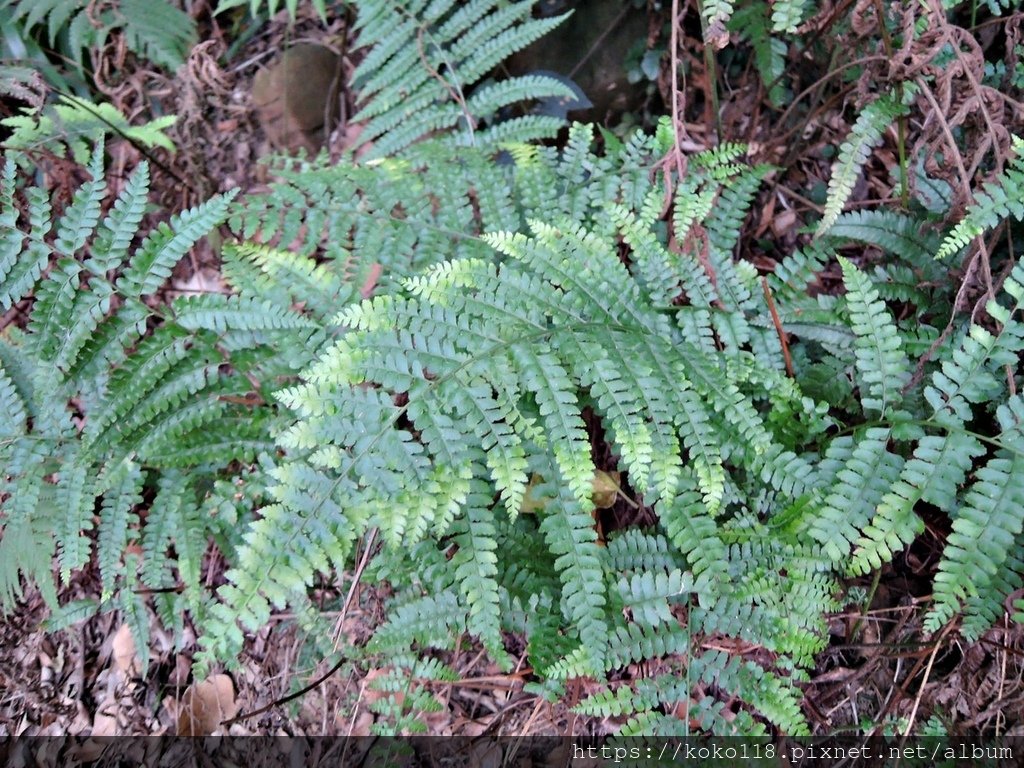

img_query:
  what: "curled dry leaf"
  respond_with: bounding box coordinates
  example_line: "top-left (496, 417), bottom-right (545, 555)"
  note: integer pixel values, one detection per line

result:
top-left (176, 674), bottom-right (238, 736)
top-left (591, 470), bottom-right (621, 509)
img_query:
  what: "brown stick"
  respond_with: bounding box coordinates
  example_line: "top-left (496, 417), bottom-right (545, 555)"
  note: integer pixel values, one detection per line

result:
top-left (762, 276), bottom-right (794, 378)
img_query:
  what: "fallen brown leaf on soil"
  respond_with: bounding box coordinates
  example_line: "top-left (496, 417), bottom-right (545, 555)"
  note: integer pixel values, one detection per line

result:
top-left (110, 624), bottom-right (137, 675)
top-left (177, 674), bottom-right (238, 736)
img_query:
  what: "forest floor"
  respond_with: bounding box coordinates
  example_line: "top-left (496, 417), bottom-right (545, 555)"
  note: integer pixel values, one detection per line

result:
top-left (3, 569), bottom-right (1024, 736)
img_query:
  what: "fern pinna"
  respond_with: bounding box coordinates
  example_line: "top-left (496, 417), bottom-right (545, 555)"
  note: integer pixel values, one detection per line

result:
top-left (0, 140), bottom-right (319, 668)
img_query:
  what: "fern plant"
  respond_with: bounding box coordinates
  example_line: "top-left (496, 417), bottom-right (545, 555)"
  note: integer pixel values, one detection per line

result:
top-left (2, 0), bottom-right (198, 72)
top-left (199, 108), bottom-right (1024, 734)
top-left (200, 124), bottom-right (842, 735)
top-left (936, 135), bottom-right (1024, 260)
top-left (0, 139), bottom-right (323, 669)
top-left (8, 0), bottom-right (1024, 739)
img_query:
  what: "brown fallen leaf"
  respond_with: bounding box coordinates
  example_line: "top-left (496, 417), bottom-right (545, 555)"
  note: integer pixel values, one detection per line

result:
top-left (110, 624), bottom-right (137, 674)
top-left (177, 674), bottom-right (238, 736)
top-left (469, 741), bottom-right (502, 768)
top-left (347, 708), bottom-right (376, 737)
top-left (91, 708), bottom-right (118, 736)
top-left (591, 470), bottom-right (621, 509)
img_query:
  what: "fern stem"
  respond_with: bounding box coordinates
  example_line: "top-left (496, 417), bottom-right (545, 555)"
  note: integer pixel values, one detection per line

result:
top-left (760, 276), bottom-right (794, 377)
top-left (848, 567), bottom-right (881, 646)
top-left (694, 0), bottom-right (723, 144)
top-left (833, 418), bottom-right (1024, 462)
top-left (896, 85), bottom-right (909, 210)
top-left (868, 0), bottom-right (908, 209)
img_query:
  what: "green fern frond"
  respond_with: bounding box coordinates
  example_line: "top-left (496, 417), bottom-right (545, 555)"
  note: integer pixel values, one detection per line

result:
top-left (728, 3), bottom-right (787, 106)
top-left (936, 135), bottom-right (1024, 260)
top-left (617, 568), bottom-right (690, 628)
top-left (213, 0), bottom-right (328, 21)
top-left (925, 397), bottom-right (1024, 636)
top-left (817, 88), bottom-right (912, 237)
top-left (117, 0), bottom-right (196, 71)
top-left (839, 257), bottom-right (910, 416)
top-left (221, 242), bottom-right (355, 323)
top-left (171, 293), bottom-right (317, 333)
top-left (922, 261), bottom-right (1024, 426)
top-left (4, 0), bottom-right (196, 71)
top-left (805, 428), bottom-right (903, 563)
top-left (0, 147), bottom-right (313, 643)
top-left (827, 210), bottom-right (942, 265)
top-left (350, 0), bottom-right (571, 157)
top-left (118, 191), bottom-right (237, 298)
top-left (97, 461), bottom-right (144, 600)
top-left (850, 432), bottom-right (984, 574)
top-left (203, 130), bottom-right (837, 737)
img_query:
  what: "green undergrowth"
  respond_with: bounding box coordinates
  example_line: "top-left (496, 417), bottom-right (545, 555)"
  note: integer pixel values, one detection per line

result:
top-left (2, 0), bottom-right (1024, 737)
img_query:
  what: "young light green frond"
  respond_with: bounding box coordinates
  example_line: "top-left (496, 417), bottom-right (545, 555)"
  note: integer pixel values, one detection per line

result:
top-left (936, 135), bottom-right (1024, 259)
top-left (2, 97), bottom-right (177, 165)
top-left (839, 257), bottom-right (910, 416)
top-left (817, 89), bottom-right (911, 237)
